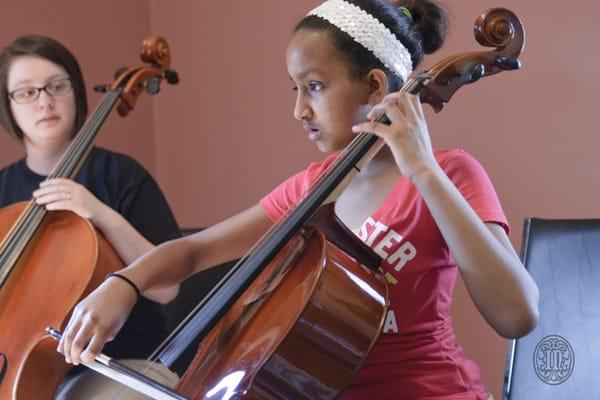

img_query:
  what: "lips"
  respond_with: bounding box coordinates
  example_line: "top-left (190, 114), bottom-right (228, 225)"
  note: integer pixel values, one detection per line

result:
top-left (36, 115), bottom-right (60, 125)
top-left (302, 122), bottom-right (322, 140)
top-left (308, 128), bottom-right (321, 141)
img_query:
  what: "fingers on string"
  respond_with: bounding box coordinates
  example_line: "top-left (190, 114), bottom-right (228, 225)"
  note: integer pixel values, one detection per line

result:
top-left (39, 178), bottom-right (72, 187)
top-left (34, 191), bottom-right (72, 206)
top-left (44, 199), bottom-right (73, 211)
top-left (368, 94), bottom-right (408, 123)
top-left (352, 119), bottom-right (395, 138)
top-left (387, 93), bottom-right (421, 123)
top-left (409, 92), bottom-right (425, 118)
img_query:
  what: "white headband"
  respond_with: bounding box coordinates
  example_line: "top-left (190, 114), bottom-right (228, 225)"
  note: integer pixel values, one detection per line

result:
top-left (307, 0), bottom-right (413, 81)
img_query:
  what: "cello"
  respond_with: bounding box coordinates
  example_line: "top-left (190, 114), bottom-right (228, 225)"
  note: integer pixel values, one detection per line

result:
top-left (0, 36), bottom-right (178, 399)
top-left (53, 7), bottom-right (525, 400)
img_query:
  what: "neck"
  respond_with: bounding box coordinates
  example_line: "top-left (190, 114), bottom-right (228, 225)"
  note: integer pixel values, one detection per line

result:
top-left (24, 140), bottom-right (71, 176)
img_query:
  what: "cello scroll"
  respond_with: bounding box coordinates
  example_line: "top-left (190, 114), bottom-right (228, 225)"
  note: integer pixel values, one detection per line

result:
top-left (417, 8), bottom-right (525, 112)
top-left (109, 36), bottom-right (179, 116)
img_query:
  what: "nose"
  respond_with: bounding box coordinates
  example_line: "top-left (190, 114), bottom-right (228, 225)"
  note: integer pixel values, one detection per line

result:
top-left (37, 89), bottom-right (55, 109)
top-left (293, 92), bottom-right (312, 121)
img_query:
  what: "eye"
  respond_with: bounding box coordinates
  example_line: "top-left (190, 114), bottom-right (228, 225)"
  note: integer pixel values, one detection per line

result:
top-left (12, 87), bottom-right (37, 101)
top-left (47, 79), bottom-right (71, 95)
top-left (308, 81), bottom-right (323, 92)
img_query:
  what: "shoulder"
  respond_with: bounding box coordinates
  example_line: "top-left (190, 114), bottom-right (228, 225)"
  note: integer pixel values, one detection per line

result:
top-left (273, 153), bottom-right (339, 193)
top-left (84, 147), bottom-right (152, 183)
top-left (260, 154), bottom-right (339, 222)
top-left (435, 148), bottom-right (509, 231)
top-left (0, 159), bottom-right (23, 180)
top-left (0, 158), bottom-right (36, 207)
top-left (302, 153), bottom-right (339, 181)
top-left (88, 147), bottom-right (147, 172)
top-left (434, 148), bottom-right (490, 182)
top-left (0, 158), bottom-right (31, 186)
top-left (434, 148), bottom-right (479, 168)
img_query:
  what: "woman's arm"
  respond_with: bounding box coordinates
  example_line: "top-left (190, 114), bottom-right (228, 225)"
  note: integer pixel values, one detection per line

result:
top-left (58, 203), bottom-right (273, 364)
top-left (34, 178), bottom-right (178, 303)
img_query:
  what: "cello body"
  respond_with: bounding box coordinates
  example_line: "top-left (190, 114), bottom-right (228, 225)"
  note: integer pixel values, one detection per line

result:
top-left (175, 228), bottom-right (388, 399)
top-left (0, 202), bottom-right (122, 399)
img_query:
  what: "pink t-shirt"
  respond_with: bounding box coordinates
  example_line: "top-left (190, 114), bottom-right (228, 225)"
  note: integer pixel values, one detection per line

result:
top-left (260, 149), bottom-right (508, 400)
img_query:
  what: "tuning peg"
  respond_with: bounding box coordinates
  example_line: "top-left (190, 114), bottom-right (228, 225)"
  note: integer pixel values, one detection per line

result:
top-left (465, 63), bottom-right (484, 84)
top-left (164, 69), bottom-right (180, 85)
top-left (493, 56), bottom-right (521, 71)
top-left (146, 76), bottom-right (161, 95)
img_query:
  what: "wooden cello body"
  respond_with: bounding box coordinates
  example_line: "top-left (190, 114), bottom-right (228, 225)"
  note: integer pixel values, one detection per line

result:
top-left (0, 203), bottom-right (122, 399)
top-left (0, 36), bottom-right (178, 399)
top-left (175, 227), bottom-right (388, 399)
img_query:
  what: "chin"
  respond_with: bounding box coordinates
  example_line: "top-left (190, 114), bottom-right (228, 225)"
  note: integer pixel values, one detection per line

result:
top-left (36, 129), bottom-right (71, 144)
top-left (315, 141), bottom-right (335, 153)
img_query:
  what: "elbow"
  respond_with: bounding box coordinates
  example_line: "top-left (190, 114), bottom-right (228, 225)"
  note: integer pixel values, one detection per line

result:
top-left (499, 309), bottom-right (539, 339)
top-left (143, 283), bottom-right (181, 304)
top-left (499, 276), bottom-right (541, 339)
top-left (496, 298), bottom-right (540, 339)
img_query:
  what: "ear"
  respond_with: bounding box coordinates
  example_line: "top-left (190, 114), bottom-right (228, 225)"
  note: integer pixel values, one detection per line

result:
top-left (365, 69), bottom-right (388, 105)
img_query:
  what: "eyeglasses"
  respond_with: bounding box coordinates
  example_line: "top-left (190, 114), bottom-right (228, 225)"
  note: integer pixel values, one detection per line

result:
top-left (8, 78), bottom-right (73, 104)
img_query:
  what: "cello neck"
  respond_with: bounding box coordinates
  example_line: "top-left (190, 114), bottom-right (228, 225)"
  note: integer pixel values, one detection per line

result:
top-left (48, 89), bottom-right (121, 180)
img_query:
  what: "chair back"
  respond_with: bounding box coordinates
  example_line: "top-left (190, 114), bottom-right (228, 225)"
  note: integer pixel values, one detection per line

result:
top-left (503, 218), bottom-right (600, 399)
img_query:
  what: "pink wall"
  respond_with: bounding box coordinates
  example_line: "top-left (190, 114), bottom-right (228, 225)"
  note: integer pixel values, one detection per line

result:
top-left (149, 0), bottom-right (322, 225)
top-left (3, 1), bottom-right (600, 398)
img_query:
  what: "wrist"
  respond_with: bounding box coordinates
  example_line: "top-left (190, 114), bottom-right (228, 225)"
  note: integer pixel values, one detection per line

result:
top-left (91, 205), bottom-right (128, 237)
top-left (406, 161), bottom-right (444, 184)
top-left (88, 201), bottom-right (112, 226)
top-left (104, 272), bottom-right (141, 302)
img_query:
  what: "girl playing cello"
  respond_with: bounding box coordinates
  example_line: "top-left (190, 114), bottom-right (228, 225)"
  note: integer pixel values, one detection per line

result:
top-left (59, 1), bottom-right (539, 398)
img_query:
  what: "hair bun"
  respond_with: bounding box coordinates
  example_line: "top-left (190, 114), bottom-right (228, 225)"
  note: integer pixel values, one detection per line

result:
top-left (401, 0), bottom-right (447, 54)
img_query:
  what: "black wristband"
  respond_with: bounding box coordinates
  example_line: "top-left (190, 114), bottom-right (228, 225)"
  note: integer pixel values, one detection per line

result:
top-left (105, 272), bottom-right (141, 302)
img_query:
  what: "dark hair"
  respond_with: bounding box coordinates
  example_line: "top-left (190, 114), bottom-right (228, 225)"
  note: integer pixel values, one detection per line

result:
top-left (295, 0), bottom-right (448, 91)
top-left (0, 35), bottom-right (88, 141)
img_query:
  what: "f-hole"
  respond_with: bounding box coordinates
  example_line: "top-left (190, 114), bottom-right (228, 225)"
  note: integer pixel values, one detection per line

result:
top-left (0, 353), bottom-right (7, 386)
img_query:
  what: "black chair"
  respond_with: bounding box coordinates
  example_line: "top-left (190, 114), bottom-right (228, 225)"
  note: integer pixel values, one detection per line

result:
top-left (503, 218), bottom-right (600, 399)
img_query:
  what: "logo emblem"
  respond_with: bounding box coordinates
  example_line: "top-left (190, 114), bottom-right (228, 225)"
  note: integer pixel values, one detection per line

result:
top-left (533, 335), bottom-right (575, 385)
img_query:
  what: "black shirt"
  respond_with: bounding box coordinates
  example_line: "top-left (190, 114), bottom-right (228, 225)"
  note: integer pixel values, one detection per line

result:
top-left (0, 146), bottom-right (181, 359)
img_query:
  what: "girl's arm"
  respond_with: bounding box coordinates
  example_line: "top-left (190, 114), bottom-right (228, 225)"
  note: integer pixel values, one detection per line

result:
top-left (353, 92), bottom-right (539, 338)
top-left (412, 167), bottom-right (539, 338)
top-left (58, 203), bottom-right (273, 364)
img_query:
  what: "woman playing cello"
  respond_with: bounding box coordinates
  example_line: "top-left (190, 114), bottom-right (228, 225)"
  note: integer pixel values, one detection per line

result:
top-left (0, 35), bottom-right (180, 398)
